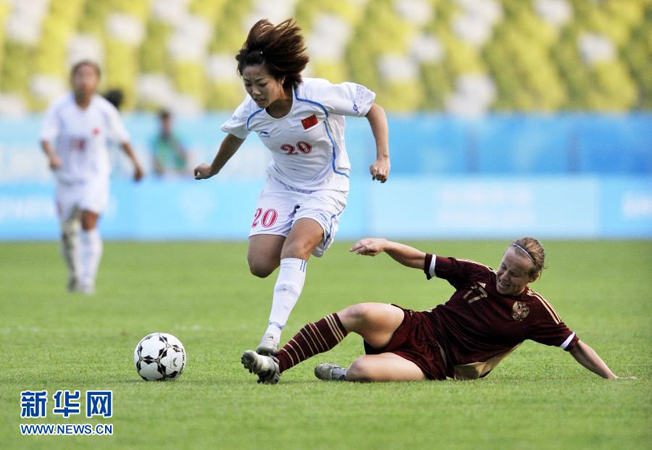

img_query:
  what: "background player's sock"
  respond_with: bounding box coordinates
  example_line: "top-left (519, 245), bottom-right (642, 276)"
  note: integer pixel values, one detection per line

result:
top-left (60, 216), bottom-right (81, 290)
top-left (80, 228), bottom-right (103, 290)
top-left (276, 313), bottom-right (348, 373)
top-left (266, 258), bottom-right (307, 338)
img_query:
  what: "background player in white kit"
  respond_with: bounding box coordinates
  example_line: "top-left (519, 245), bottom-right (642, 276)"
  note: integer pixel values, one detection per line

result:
top-left (195, 19), bottom-right (390, 355)
top-left (40, 60), bottom-right (143, 294)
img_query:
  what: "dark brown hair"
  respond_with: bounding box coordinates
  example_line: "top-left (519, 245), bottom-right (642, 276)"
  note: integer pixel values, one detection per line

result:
top-left (511, 237), bottom-right (546, 279)
top-left (71, 60), bottom-right (101, 79)
top-left (236, 19), bottom-right (309, 89)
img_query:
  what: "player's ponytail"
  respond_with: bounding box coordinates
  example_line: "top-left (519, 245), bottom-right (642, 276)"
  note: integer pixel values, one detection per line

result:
top-left (236, 19), bottom-right (309, 89)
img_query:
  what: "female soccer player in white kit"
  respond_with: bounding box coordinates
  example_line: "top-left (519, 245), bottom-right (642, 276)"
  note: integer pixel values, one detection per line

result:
top-left (40, 60), bottom-right (143, 294)
top-left (194, 19), bottom-right (390, 355)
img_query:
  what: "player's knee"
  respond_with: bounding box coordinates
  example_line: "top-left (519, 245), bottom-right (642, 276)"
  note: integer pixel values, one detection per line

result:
top-left (341, 303), bottom-right (374, 328)
top-left (281, 239), bottom-right (317, 260)
top-left (249, 264), bottom-right (274, 278)
top-left (248, 259), bottom-right (276, 278)
top-left (311, 246), bottom-right (325, 258)
top-left (346, 357), bottom-right (373, 382)
top-left (80, 214), bottom-right (97, 231)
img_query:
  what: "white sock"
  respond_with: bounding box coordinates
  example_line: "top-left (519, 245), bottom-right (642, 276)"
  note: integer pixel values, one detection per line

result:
top-left (60, 216), bottom-right (81, 283)
top-left (265, 258), bottom-right (307, 337)
top-left (80, 228), bottom-right (103, 286)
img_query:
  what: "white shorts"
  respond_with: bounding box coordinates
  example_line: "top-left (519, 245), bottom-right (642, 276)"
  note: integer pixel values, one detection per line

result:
top-left (249, 176), bottom-right (348, 257)
top-left (56, 178), bottom-right (109, 221)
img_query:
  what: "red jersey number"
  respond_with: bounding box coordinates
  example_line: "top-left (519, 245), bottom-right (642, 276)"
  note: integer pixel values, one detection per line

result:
top-left (72, 138), bottom-right (87, 151)
top-left (281, 144), bottom-right (298, 156)
top-left (281, 141), bottom-right (312, 156)
top-left (297, 141), bottom-right (312, 154)
top-left (252, 208), bottom-right (278, 229)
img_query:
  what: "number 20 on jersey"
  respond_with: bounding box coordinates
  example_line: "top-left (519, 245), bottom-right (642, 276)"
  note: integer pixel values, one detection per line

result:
top-left (281, 141), bottom-right (312, 156)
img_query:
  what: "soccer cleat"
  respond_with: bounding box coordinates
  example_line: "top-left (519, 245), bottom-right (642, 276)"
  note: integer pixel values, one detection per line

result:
top-left (314, 363), bottom-right (348, 381)
top-left (241, 350), bottom-right (280, 384)
top-left (256, 332), bottom-right (280, 356)
top-left (78, 280), bottom-right (95, 295)
top-left (67, 276), bottom-right (80, 293)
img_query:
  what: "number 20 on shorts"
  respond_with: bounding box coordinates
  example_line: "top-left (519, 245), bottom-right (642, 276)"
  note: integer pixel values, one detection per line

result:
top-left (252, 208), bottom-right (278, 229)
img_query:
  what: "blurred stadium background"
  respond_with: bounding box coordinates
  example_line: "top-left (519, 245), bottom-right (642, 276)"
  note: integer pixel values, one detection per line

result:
top-left (0, 0), bottom-right (650, 240)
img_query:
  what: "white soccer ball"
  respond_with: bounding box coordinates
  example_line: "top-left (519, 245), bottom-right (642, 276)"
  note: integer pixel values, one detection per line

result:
top-left (134, 332), bottom-right (186, 381)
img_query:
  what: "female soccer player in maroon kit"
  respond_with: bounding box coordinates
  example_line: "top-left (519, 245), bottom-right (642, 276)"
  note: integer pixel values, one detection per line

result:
top-left (242, 237), bottom-right (626, 384)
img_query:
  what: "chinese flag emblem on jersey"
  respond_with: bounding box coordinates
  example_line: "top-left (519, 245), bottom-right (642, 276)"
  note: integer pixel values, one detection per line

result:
top-left (301, 115), bottom-right (318, 130)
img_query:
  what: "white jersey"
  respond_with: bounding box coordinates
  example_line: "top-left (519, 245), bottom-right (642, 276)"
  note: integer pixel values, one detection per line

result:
top-left (40, 93), bottom-right (130, 184)
top-left (222, 77), bottom-right (376, 191)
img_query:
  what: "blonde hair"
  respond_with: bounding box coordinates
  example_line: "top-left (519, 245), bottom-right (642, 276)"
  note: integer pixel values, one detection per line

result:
top-left (511, 237), bottom-right (546, 279)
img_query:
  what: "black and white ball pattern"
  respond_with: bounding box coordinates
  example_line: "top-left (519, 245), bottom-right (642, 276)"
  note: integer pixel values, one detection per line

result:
top-left (134, 332), bottom-right (186, 381)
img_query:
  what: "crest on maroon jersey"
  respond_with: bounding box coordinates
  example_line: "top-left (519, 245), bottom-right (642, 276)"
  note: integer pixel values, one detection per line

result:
top-left (512, 301), bottom-right (530, 321)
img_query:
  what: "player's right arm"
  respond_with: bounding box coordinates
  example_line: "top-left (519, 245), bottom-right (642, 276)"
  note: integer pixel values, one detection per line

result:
top-left (350, 238), bottom-right (426, 269)
top-left (40, 98), bottom-right (64, 171)
top-left (194, 133), bottom-right (245, 180)
top-left (40, 140), bottom-right (61, 170)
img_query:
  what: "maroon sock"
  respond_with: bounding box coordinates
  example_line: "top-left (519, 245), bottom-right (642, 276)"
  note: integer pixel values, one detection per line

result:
top-left (276, 313), bottom-right (348, 373)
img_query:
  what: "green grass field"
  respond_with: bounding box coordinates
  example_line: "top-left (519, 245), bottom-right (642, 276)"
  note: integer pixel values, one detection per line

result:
top-left (1, 240), bottom-right (650, 450)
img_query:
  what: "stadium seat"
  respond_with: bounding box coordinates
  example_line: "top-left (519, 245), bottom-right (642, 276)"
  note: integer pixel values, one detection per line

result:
top-left (0, 0), bottom-right (648, 115)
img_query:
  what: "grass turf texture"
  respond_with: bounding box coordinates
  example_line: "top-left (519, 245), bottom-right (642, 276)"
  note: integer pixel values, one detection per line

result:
top-left (1, 240), bottom-right (650, 450)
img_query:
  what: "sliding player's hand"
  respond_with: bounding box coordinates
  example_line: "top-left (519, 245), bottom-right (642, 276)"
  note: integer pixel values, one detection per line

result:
top-left (194, 163), bottom-right (214, 180)
top-left (350, 238), bottom-right (387, 256)
top-left (369, 157), bottom-right (390, 183)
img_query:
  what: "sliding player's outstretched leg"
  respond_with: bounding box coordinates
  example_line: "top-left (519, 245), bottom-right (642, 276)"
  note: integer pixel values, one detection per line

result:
top-left (241, 351), bottom-right (280, 384)
top-left (242, 311), bottom-right (348, 383)
top-left (241, 303), bottom-right (412, 383)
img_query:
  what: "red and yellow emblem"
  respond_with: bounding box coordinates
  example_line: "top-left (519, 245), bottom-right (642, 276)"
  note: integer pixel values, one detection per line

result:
top-left (512, 301), bottom-right (530, 321)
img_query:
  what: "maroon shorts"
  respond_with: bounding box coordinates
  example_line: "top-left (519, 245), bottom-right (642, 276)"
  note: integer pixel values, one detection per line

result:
top-left (363, 304), bottom-right (447, 380)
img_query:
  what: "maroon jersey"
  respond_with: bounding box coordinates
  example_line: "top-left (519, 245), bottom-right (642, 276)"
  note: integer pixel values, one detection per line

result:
top-left (423, 254), bottom-right (579, 380)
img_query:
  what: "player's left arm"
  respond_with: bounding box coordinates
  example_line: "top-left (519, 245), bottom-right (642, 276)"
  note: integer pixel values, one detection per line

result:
top-left (104, 101), bottom-right (144, 182)
top-left (120, 142), bottom-right (144, 182)
top-left (569, 340), bottom-right (630, 379)
top-left (351, 238), bottom-right (425, 269)
top-left (365, 104), bottom-right (390, 183)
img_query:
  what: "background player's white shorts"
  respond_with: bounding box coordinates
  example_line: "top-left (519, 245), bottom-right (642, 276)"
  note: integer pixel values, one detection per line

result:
top-left (249, 176), bottom-right (348, 257)
top-left (56, 178), bottom-right (109, 221)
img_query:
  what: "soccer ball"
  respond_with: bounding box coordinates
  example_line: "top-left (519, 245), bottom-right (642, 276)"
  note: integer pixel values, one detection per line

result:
top-left (134, 332), bottom-right (186, 381)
